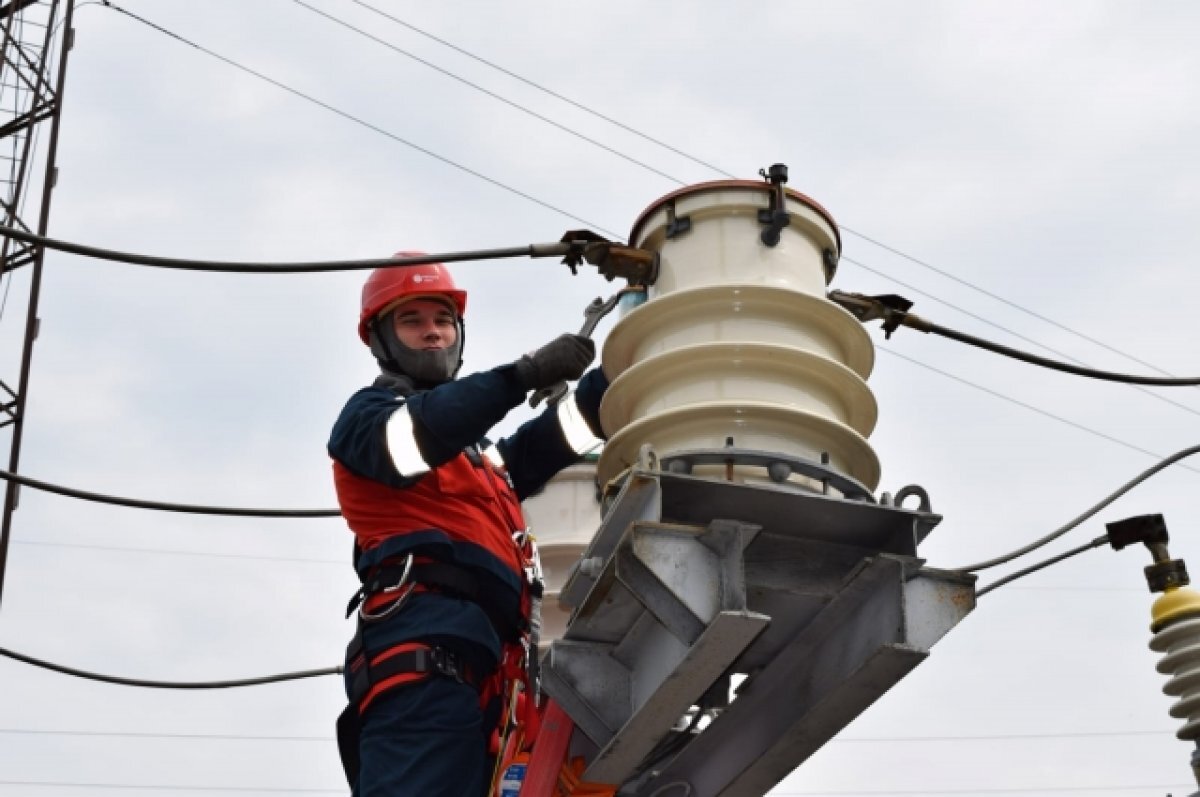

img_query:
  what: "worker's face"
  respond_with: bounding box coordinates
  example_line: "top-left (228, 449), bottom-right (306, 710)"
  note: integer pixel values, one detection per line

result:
top-left (391, 298), bottom-right (458, 351)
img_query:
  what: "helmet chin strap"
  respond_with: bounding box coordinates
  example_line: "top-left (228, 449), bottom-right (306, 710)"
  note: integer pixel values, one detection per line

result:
top-left (368, 312), bottom-right (465, 388)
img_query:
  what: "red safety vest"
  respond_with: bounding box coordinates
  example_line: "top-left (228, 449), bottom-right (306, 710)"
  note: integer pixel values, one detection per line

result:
top-left (333, 448), bottom-right (530, 603)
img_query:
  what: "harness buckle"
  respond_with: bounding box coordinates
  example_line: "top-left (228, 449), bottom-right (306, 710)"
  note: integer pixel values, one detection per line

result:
top-left (359, 553), bottom-right (416, 623)
top-left (431, 646), bottom-right (464, 684)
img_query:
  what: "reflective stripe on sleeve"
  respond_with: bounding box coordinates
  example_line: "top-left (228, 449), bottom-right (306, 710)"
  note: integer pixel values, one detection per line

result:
top-left (556, 392), bottom-right (604, 456)
top-left (385, 405), bottom-right (431, 478)
top-left (482, 443), bottom-right (507, 470)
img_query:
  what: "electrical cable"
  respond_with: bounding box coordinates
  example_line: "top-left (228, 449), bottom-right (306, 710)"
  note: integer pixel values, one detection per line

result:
top-left (33, 14), bottom-right (1188, 793)
top-left (841, 294), bottom-right (1200, 387)
top-left (292, 0), bottom-right (688, 187)
top-left (839, 226), bottom-right (1189, 384)
top-left (770, 785), bottom-right (1196, 796)
top-left (917, 315), bottom-right (1200, 387)
top-left (947, 442), bottom-right (1200, 573)
top-left (2, 336), bottom-right (1187, 535)
top-left (0, 728), bottom-right (333, 741)
top-left (350, 0), bottom-right (729, 177)
top-left (0, 725), bottom-right (1172, 743)
top-left (0, 780), bottom-right (342, 793)
top-left (975, 536), bottom-right (1109, 598)
top-left (2, 537), bottom-right (1152, 595)
top-left (97, 1), bottom-right (619, 238)
top-left (0, 228), bottom-right (578, 273)
top-left (347, 1), bottom-right (1187, 388)
top-left (0, 782), bottom-right (1190, 796)
top-left (841, 256), bottom-right (1200, 419)
top-left (879, 347), bottom-right (1200, 476)
top-left (112, 0), bottom-right (1190, 400)
top-left (0, 644), bottom-right (341, 688)
top-left (14, 538), bottom-right (345, 565)
top-left (0, 467), bottom-right (339, 517)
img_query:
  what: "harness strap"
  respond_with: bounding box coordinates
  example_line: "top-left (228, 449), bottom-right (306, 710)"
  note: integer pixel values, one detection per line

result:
top-left (348, 636), bottom-right (484, 715)
top-left (337, 633), bottom-right (492, 789)
top-left (346, 558), bottom-right (526, 641)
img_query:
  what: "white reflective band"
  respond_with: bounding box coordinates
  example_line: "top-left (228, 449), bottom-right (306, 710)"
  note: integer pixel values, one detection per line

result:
top-left (482, 443), bottom-right (507, 470)
top-left (556, 392), bottom-right (603, 456)
top-left (385, 405), bottom-right (430, 478)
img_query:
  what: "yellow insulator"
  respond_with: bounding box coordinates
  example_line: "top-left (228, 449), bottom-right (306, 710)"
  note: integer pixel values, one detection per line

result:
top-left (1149, 586), bottom-right (1200, 741)
top-left (1152, 585), bottom-right (1200, 633)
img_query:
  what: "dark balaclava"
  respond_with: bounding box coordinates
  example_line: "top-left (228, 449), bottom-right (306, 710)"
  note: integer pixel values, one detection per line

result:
top-left (367, 300), bottom-right (465, 390)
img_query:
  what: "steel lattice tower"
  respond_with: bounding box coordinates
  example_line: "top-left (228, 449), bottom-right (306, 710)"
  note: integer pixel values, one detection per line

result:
top-left (0, 0), bottom-right (74, 607)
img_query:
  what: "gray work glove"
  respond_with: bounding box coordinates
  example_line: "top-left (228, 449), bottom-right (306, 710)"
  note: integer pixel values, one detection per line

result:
top-left (514, 334), bottom-right (595, 392)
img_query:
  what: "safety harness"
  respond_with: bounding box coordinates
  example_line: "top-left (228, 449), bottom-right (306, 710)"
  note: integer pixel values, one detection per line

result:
top-left (344, 556), bottom-right (526, 642)
top-left (336, 548), bottom-right (541, 789)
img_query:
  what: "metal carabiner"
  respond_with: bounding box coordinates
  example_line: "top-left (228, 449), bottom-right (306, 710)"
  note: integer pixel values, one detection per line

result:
top-left (359, 553), bottom-right (416, 623)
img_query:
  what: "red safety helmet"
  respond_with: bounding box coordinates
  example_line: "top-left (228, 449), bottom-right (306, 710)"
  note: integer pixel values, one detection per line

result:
top-left (357, 253), bottom-right (468, 343)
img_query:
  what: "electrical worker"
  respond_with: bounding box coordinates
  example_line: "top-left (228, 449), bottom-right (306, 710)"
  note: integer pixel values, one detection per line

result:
top-left (329, 256), bottom-right (608, 797)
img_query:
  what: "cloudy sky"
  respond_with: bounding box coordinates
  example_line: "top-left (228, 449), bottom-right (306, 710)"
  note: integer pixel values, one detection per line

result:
top-left (2, 1), bottom-right (1200, 795)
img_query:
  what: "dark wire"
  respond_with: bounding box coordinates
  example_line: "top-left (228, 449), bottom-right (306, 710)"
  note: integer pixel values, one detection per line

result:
top-left (292, 0), bottom-right (687, 187)
top-left (106, 0), bottom-right (1189, 393)
top-left (948, 443), bottom-right (1200, 573)
top-left (97, 1), bottom-right (619, 239)
top-left (878, 348), bottom-right (1200, 474)
top-left (0, 645), bottom-right (341, 688)
top-left (0, 228), bottom-right (574, 273)
top-left (975, 536), bottom-right (1109, 598)
top-left (348, 0), bottom-right (1186, 388)
top-left (350, 0), bottom-right (732, 179)
top-left (0, 468), bottom-right (339, 517)
top-left (920, 318), bottom-right (1200, 387)
top-left (841, 257), bottom-right (1200, 420)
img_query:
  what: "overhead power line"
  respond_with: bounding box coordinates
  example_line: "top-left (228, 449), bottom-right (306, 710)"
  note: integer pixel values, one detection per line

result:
top-left (292, 0), bottom-right (686, 187)
top-left (344, 0), bottom-right (1187, 386)
top-left (0, 229), bottom-right (583, 274)
top-left (93, 3), bottom-right (1200, 503)
top-left (0, 725), bottom-right (1170, 744)
top-left (98, 1), bottom-right (618, 238)
top-left (108, 0), bottom-right (1190, 405)
top-left (0, 644), bottom-right (340, 689)
top-left (14, 538), bottom-right (346, 565)
top-left (348, 0), bottom-right (729, 177)
top-left (946, 441), bottom-right (1200, 573)
top-left (0, 467), bottom-right (338, 516)
top-left (879, 347), bottom-right (1200, 476)
top-left (0, 781), bottom-right (341, 794)
top-left (3, 540), bottom-right (1157, 598)
top-left (2, 336), bottom-right (1192, 552)
top-left (842, 256), bottom-right (1200, 419)
top-left (773, 785), bottom-right (1195, 796)
top-left (840, 226), bottom-right (1189, 383)
top-left (0, 779), bottom-right (1187, 795)
top-left (836, 293), bottom-right (1200, 386)
top-left (917, 317), bottom-right (1200, 386)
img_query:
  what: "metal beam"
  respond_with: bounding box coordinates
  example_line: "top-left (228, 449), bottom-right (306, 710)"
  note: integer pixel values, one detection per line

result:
top-left (543, 518), bottom-right (770, 785)
top-left (0, 0), bottom-right (72, 607)
top-left (634, 557), bottom-right (974, 797)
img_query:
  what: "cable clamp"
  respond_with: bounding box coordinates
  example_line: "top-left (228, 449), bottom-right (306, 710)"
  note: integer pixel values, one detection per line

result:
top-left (827, 290), bottom-right (917, 339)
top-left (558, 229), bottom-right (659, 286)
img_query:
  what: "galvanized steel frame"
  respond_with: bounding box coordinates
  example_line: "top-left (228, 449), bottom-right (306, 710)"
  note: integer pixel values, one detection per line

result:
top-left (543, 467), bottom-right (974, 795)
top-left (0, 0), bottom-right (73, 606)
